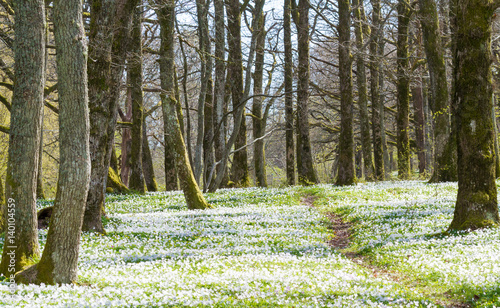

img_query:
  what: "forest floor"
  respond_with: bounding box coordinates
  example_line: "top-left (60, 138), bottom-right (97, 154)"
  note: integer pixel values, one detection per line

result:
top-left (1, 181), bottom-right (500, 307)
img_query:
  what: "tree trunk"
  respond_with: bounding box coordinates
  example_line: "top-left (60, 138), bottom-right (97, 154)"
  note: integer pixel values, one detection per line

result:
top-left (157, 0), bottom-right (212, 209)
top-left (213, 0), bottom-right (227, 188)
top-left (120, 85), bottom-right (133, 186)
top-left (295, 0), bottom-right (318, 185)
top-left (0, 0), bottom-right (45, 276)
top-left (16, 0), bottom-right (91, 284)
top-left (493, 98), bottom-right (500, 177)
top-left (353, 0), bottom-right (374, 180)
top-left (370, 0), bottom-right (384, 181)
top-left (413, 81), bottom-right (427, 173)
top-left (203, 73), bottom-right (215, 189)
top-left (193, 0), bottom-right (209, 184)
top-left (284, 0), bottom-right (295, 185)
top-left (83, 0), bottom-right (138, 233)
top-left (178, 33), bottom-right (194, 167)
top-left (142, 121), bottom-right (159, 191)
top-left (252, 12), bottom-right (267, 188)
top-left (227, 0), bottom-right (251, 188)
top-left (336, 0), bottom-right (355, 186)
top-left (36, 110), bottom-right (45, 199)
top-left (396, 0), bottom-right (411, 180)
top-left (419, 0), bottom-right (456, 182)
top-left (449, 0), bottom-right (500, 231)
top-left (128, 7), bottom-right (145, 193)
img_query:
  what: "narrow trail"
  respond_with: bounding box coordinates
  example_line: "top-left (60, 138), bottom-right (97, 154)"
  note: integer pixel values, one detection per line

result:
top-left (301, 195), bottom-right (471, 308)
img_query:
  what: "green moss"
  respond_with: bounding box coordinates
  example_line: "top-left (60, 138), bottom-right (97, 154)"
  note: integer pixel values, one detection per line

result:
top-left (107, 167), bottom-right (129, 193)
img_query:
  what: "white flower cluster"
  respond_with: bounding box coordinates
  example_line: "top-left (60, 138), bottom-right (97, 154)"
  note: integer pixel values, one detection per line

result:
top-left (320, 181), bottom-right (500, 306)
top-left (0, 185), bottom-right (455, 307)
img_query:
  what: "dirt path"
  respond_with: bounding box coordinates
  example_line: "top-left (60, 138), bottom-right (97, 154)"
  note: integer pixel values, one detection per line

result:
top-left (301, 195), bottom-right (471, 308)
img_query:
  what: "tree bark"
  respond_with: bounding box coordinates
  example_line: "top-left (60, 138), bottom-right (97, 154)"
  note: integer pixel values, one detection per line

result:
top-left (449, 0), bottom-right (500, 230)
top-left (128, 6), bottom-right (146, 193)
top-left (83, 0), bottom-right (138, 233)
top-left (284, 0), bottom-right (295, 185)
top-left (370, 0), bottom-right (384, 181)
top-left (120, 88), bottom-right (132, 186)
top-left (419, 0), bottom-right (456, 182)
top-left (0, 0), bottom-right (45, 276)
top-left (194, 0), bottom-right (210, 184)
top-left (157, 0), bottom-right (212, 209)
top-left (413, 81), bottom-right (427, 173)
top-left (36, 109), bottom-right (45, 199)
top-left (252, 13), bottom-right (268, 187)
top-left (142, 120), bottom-right (159, 191)
top-left (227, 0), bottom-right (251, 188)
top-left (213, 0), bottom-right (227, 187)
top-left (295, 0), bottom-right (318, 185)
top-left (16, 0), bottom-right (91, 284)
top-left (336, 0), bottom-right (355, 186)
top-left (396, 0), bottom-right (411, 180)
top-left (353, 0), bottom-right (374, 180)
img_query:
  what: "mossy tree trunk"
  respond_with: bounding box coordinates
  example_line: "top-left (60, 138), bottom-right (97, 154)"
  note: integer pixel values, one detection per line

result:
top-left (252, 12), bottom-right (268, 187)
top-left (128, 6), bottom-right (146, 193)
top-left (295, 0), bottom-right (318, 185)
top-left (84, 0), bottom-right (138, 233)
top-left (0, 0), bottom-right (45, 276)
top-left (157, 0), bottom-right (212, 209)
top-left (142, 121), bottom-right (159, 191)
top-left (16, 0), bottom-right (91, 284)
top-left (449, 0), bottom-right (500, 231)
top-left (419, 0), bottom-right (456, 182)
top-left (336, 0), bottom-right (355, 186)
top-left (353, 0), bottom-right (374, 181)
top-left (396, 0), bottom-right (411, 180)
top-left (284, 0), bottom-right (295, 186)
top-left (370, 0), bottom-right (384, 181)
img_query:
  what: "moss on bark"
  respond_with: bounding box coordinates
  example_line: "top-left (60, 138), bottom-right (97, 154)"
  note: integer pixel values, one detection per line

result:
top-left (449, 0), bottom-right (500, 231)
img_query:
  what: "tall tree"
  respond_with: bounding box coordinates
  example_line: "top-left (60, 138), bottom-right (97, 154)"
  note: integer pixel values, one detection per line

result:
top-left (419, 0), bottom-right (456, 182)
top-left (0, 0), bottom-right (45, 276)
top-left (295, 0), bottom-right (318, 185)
top-left (284, 0), bottom-right (295, 185)
top-left (412, 78), bottom-right (427, 173)
top-left (128, 5), bottom-right (146, 193)
top-left (449, 0), bottom-right (500, 230)
top-left (213, 0), bottom-right (227, 187)
top-left (83, 0), bottom-right (139, 233)
top-left (252, 12), bottom-right (268, 187)
top-left (353, 0), bottom-right (374, 180)
top-left (396, 0), bottom-right (411, 179)
top-left (227, 0), bottom-right (251, 187)
top-left (16, 0), bottom-right (91, 283)
top-left (157, 0), bottom-right (212, 210)
top-left (194, 0), bottom-right (210, 184)
top-left (336, 0), bottom-right (355, 185)
top-left (370, 0), bottom-right (384, 180)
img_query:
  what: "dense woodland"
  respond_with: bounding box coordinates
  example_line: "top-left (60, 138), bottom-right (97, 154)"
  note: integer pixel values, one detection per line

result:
top-left (0, 0), bottom-right (500, 285)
